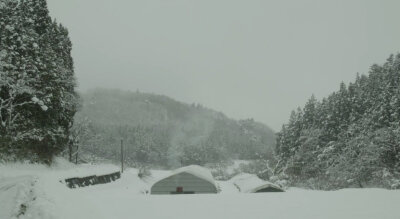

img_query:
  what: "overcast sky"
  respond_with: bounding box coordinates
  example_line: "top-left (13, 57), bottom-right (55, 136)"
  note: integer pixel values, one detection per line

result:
top-left (47, 0), bottom-right (400, 131)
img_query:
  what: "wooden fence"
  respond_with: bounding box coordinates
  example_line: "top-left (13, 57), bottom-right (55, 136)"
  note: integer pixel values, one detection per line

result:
top-left (64, 171), bottom-right (121, 188)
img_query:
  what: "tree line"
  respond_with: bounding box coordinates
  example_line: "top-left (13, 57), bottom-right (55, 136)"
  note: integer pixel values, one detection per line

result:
top-left (275, 54), bottom-right (400, 189)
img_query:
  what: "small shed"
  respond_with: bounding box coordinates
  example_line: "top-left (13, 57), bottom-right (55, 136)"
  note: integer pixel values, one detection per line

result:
top-left (232, 173), bottom-right (284, 193)
top-left (151, 165), bottom-right (217, 194)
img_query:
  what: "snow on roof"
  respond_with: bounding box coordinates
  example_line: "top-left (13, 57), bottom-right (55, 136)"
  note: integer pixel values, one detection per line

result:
top-left (155, 165), bottom-right (216, 186)
top-left (231, 173), bottom-right (283, 193)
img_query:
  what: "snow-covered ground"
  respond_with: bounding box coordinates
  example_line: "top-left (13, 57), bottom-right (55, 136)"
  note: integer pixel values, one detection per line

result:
top-left (1, 159), bottom-right (400, 219)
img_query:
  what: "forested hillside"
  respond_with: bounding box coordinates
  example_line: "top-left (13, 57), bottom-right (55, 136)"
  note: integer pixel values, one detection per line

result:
top-left (0, 0), bottom-right (78, 163)
top-left (73, 89), bottom-right (276, 168)
top-left (275, 54), bottom-right (400, 189)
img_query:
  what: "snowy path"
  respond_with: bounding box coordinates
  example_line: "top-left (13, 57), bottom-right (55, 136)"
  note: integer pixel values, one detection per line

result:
top-left (0, 176), bottom-right (36, 219)
top-left (1, 161), bottom-right (400, 219)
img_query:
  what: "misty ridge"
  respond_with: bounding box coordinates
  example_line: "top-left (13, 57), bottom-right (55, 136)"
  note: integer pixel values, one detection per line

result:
top-left (73, 88), bottom-right (276, 172)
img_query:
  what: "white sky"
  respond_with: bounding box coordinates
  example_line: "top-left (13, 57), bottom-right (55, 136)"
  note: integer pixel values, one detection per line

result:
top-left (47, 0), bottom-right (400, 131)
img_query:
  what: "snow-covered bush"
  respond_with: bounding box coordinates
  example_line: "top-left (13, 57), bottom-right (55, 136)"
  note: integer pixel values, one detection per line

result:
top-left (205, 161), bottom-right (234, 180)
top-left (138, 166), bottom-right (152, 179)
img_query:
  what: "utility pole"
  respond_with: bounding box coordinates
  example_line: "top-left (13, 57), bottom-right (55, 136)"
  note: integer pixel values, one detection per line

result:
top-left (75, 144), bottom-right (79, 165)
top-left (121, 139), bottom-right (124, 173)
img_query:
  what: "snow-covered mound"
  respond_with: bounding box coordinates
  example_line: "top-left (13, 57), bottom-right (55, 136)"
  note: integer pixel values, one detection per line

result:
top-left (154, 165), bottom-right (216, 186)
top-left (231, 173), bottom-right (284, 193)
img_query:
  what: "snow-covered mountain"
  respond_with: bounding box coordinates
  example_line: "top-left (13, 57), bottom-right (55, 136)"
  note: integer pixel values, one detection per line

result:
top-left (73, 88), bottom-right (276, 168)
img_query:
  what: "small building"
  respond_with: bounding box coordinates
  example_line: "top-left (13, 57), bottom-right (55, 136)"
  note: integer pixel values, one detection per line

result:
top-left (232, 173), bottom-right (284, 193)
top-left (151, 165), bottom-right (217, 194)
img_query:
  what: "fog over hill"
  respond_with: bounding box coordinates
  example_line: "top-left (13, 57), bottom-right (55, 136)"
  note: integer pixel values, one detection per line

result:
top-left (73, 88), bottom-right (276, 168)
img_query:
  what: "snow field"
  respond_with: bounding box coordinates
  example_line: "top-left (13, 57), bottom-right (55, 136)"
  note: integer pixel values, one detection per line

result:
top-left (1, 159), bottom-right (400, 219)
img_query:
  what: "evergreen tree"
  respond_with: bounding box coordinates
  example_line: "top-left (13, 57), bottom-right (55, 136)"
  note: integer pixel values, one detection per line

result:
top-left (0, 0), bottom-right (78, 163)
top-left (275, 54), bottom-right (400, 189)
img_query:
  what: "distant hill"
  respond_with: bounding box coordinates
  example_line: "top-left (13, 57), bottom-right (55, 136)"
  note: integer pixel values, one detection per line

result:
top-left (74, 88), bottom-right (276, 168)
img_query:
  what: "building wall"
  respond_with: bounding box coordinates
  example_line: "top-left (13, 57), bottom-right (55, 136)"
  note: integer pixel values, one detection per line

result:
top-left (151, 172), bottom-right (217, 194)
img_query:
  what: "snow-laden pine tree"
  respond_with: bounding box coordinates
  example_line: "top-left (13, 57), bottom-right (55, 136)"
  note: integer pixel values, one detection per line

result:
top-left (0, 0), bottom-right (78, 163)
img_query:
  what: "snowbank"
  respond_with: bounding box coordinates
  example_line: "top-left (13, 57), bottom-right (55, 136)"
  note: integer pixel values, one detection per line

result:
top-left (48, 188), bottom-right (400, 219)
top-left (1, 160), bottom-right (400, 219)
top-left (154, 165), bottom-right (216, 186)
top-left (231, 173), bottom-right (283, 193)
top-left (0, 176), bottom-right (36, 218)
top-left (0, 158), bottom-right (122, 219)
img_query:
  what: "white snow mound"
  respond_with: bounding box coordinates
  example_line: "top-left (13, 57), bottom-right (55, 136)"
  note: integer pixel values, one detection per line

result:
top-left (232, 173), bottom-right (283, 193)
top-left (156, 165), bottom-right (216, 186)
